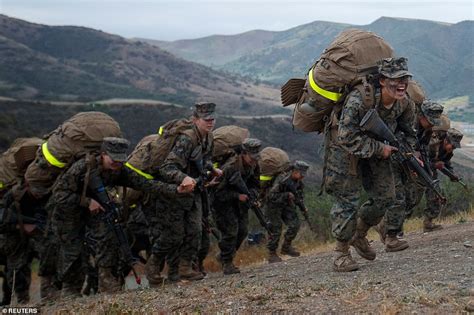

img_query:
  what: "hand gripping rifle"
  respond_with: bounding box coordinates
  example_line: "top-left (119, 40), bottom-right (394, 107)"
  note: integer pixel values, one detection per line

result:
top-left (228, 172), bottom-right (273, 236)
top-left (0, 207), bottom-right (47, 234)
top-left (283, 179), bottom-right (317, 233)
top-left (87, 171), bottom-right (141, 285)
top-left (360, 109), bottom-right (446, 203)
top-left (439, 166), bottom-right (468, 190)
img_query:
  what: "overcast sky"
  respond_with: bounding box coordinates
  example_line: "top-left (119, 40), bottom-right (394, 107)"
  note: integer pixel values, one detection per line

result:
top-left (1, 0), bottom-right (473, 41)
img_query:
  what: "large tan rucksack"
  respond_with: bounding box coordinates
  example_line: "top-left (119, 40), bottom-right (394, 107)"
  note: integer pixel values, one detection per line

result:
top-left (212, 125), bottom-right (249, 165)
top-left (24, 111), bottom-right (122, 196)
top-left (258, 147), bottom-right (290, 184)
top-left (0, 137), bottom-right (42, 191)
top-left (123, 119), bottom-right (195, 207)
top-left (281, 29), bottom-right (394, 133)
top-left (125, 118), bottom-right (194, 179)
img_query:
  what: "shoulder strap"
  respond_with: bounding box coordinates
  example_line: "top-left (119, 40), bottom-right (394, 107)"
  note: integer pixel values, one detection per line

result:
top-left (80, 153), bottom-right (97, 207)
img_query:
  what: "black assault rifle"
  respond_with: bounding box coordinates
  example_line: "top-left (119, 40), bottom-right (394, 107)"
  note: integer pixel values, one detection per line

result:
top-left (360, 109), bottom-right (446, 203)
top-left (439, 166), bottom-right (468, 190)
top-left (283, 179), bottom-right (317, 233)
top-left (194, 159), bottom-right (221, 241)
top-left (88, 172), bottom-right (141, 285)
top-left (228, 172), bottom-right (273, 236)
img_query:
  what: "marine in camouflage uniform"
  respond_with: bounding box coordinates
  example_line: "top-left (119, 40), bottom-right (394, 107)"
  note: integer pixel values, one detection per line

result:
top-left (0, 233), bottom-right (12, 306)
top-left (423, 128), bottom-right (463, 230)
top-left (376, 100), bottom-right (444, 241)
top-left (50, 137), bottom-right (178, 298)
top-left (0, 185), bottom-right (55, 304)
top-left (146, 103), bottom-right (221, 283)
top-left (264, 160), bottom-right (309, 263)
top-left (324, 57), bottom-right (416, 272)
top-left (212, 138), bottom-right (261, 275)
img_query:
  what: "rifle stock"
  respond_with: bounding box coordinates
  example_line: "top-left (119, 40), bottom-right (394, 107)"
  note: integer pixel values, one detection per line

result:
top-left (284, 179), bottom-right (317, 233)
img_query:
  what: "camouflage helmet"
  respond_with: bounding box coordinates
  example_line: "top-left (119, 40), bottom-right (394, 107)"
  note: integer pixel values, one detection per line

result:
top-left (446, 128), bottom-right (463, 149)
top-left (379, 57), bottom-right (412, 79)
top-left (101, 137), bottom-right (130, 162)
top-left (420, 100), bottom-right (444, 126)
top-left (193, 102), bottom-right (216, 120)
top-left (242, 138), bottom-right (262, 159)
top-left (291, 160), bottom-right (310, 176)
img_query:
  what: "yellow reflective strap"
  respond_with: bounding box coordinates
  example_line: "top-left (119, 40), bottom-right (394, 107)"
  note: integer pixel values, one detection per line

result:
top-left (260, 175), bottom-right (273, 181)
top-left (125, 162), bottom-right (154, 180)
top-left (0, 182), bottom-right (4, 189)
top-left (158, 126), bottom-right (164, 136)
top-left (308, 68), bottom-right (342, 102)
top-left (213, 162), bottom-right (219, 169)
top-left (42, 142), bottom-right (66, 168)
top-left (130, 204), bottom-right (137, 209)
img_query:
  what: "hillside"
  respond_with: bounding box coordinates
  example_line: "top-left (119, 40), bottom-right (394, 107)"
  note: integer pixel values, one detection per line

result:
top-left (0, 15), bottom-right (281, 116)
top-left (42, 220), bottom-right (474, 313)
top-left (149, 17), bottom-right (474, 102)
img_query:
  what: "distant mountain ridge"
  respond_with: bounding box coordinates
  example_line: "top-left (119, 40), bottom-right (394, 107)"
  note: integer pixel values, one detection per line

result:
top-left (145, 17), bottom-right (474, 102)
top-left (0, 14), bottom-right (281, 116)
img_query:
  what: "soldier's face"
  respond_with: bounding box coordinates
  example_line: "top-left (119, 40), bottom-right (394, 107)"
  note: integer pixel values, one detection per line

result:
top-left (419, 116), bottom-right (433, 129)
top-left (291, 170), bottom-right (304, 181)
top-left (101, 153), bottom-right (123, 171)
top-left (381, 77), bottom-right (409, 100)
top-left (194, 117), bottom-right (215, 134)
top-left (242, 152), bottom-right (257, 167)
top-left (444, 140), bottom-right (454, 153)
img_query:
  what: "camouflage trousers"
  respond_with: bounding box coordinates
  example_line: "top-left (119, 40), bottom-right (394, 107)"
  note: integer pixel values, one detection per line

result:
top-left (404, 171), bottom-right (443, 220)
top-left (265, 203), bottom-right (301, 252)
top-left (213, 201), bottom-right (248, 263)
top-left (0, 234), bottom-right (12, 305)
top-left (2, 230), bottom-right (40, 304)
top-left (51, 205), bottom-right (91, 294)
top-left (325, 144), bottom-right (397, 241)
top-left (151, 194), bottom-right (202, 268)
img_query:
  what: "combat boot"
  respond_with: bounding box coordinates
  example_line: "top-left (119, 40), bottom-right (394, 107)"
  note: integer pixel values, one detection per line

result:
top-left (373, 220), bottom-right (386, 244)
top-left (281, 241), bottom-right (301, 257)
top-left (167, 263), bottom-right (180, 283)
top-left (40, 276), bottom-right (60, 303)
top-left (333, 241), bottom-right (359, 272)
top-left (349, 218), bottom-right (376, 260)
top-left (222, 261), bottom-right (240, 275)
top-left (423, 218), bottom-right (443, 232)
top-left (98, 267), bottom-right (122, 294)
top-left (268, 251), bottom-right (283, 263)
top-left (145, 254), bottom-right (165, 285)
top-left (385, 234), bottom-right (409, 252)
top-left (178, 260), bottom-right (204, 281)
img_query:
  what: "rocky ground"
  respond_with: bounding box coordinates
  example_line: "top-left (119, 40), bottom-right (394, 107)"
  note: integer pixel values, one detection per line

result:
top-left (40, 220), bottom-right (474, 314)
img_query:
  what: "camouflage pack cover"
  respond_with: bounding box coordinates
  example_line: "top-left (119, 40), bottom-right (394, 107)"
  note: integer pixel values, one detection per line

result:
top-left (0, 137), bottom-right (42, 191)
top-left (290, 29), bottom-right (394, 133)
top-left (212, 125), bottom-right (249, 160)
top-left (432, 114), bottom-right (451, 132)
top-left (258, 147), bottom-right (290, 177)
top-left (407, 80), bottom-right (426, 106)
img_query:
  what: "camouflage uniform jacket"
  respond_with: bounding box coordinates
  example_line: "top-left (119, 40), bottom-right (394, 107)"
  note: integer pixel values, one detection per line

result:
top-left (337, 88), bottom-right (416, 158)
top-left (213, 154), bottom-right (259, 203)
top-left (266, 171), bottom-right (304, 208)
top-left (428, 139), bottom-right (454, 171)
top-left (160, 125), bottom-right (214, 186)
top-left (53, 156), bottom-right (177, 209)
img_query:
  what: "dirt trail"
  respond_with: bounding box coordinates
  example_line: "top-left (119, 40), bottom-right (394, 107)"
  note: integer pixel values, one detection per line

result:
top-left (43, 221), bottom-right (473, 313)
